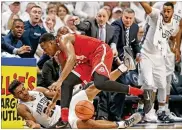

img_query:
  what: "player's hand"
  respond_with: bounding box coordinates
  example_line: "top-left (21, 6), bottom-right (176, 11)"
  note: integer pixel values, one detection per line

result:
top-left (25, 120), bottom-right (41, 129)
top-left (174, 50), bottom-right (181, 63)
top-left (136, 53), bottom-right (142, 63)
top-left (45, 102), bottom-right (56, 117)
top-left (49, 81), bottom-right (62, 91)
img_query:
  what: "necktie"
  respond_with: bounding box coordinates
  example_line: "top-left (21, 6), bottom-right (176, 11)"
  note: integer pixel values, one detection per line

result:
top-left (125, 28), bottom-right (130, 46)
top-left (99, 25), bottom-right (105, 42)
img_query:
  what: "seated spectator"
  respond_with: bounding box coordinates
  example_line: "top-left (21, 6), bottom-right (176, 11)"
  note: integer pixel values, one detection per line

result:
top-left (2, 2), bottom-right (21, 35)
top-left (46, 3), bottom-right (63, 32)
top-left (20, 2), bottom-right (36, 22)
top-left (57, 4), bottom-right (69, 25)
top-left (2, 19), bottom-right (31, 58)
top-left (64, 15), bottom-right (81, 34)
top-left (43, 14), bottom-right (57, 36)
top-left (21, 5), bottom-right (46, 59)
top-left (109, 7), bottom-right (123, 24)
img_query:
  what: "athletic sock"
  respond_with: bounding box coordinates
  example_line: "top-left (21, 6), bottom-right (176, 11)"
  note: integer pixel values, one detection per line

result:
top-left (158, 105), bottom-right (165, 112)
top-left (61, 108), bottom-right (69, 122)
top-left (165, 103), bottom-right (169, 111)
top-left (128, 86), bottom-right (144, 96)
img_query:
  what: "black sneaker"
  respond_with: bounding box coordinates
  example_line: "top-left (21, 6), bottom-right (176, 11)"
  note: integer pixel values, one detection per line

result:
top-left (157, 111), bottom-right (174, 123)
top-left (48, 118), bottom-right (68, 129)
top-left (124, 112), bottom-right (142, 128)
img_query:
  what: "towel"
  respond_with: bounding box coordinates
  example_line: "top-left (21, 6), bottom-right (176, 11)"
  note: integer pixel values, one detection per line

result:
top-left (153, 13), bottom-right (179, 57)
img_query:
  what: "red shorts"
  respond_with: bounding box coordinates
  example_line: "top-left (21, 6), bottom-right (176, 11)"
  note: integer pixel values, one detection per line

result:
top-left (90, 44), bottom-right (113, 78)
top-left (61, 44), bottom-right (113, 84)
top-left (73, 63), bottom-right (92, 84)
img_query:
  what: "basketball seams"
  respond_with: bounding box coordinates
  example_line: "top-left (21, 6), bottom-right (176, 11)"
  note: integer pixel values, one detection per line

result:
top-left (75, 104), bottom-right (94, 114)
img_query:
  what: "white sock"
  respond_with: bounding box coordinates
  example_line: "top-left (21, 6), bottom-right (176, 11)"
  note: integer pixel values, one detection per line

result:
top-left (159, 105), bottom-right (165, 112)
top-left (116, 121), bottom-right (125, 128)
top-left (165, 103), bottom-right (169, 111)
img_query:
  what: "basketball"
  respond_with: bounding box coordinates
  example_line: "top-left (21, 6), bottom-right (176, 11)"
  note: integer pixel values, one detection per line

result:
top-left (75, 100), bottom-right (95, 120)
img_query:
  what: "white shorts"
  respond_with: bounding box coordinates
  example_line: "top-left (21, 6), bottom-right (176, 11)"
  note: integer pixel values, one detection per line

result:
top-left (68, 90), bottom-right (89, 129)
top-left (139, 52), bottom-right (166, 90)
top-left (165, 49), bottom-right (175, 76)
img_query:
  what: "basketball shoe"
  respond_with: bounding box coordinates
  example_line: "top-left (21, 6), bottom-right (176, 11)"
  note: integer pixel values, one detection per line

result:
top-left (124, 112), bottom-right (142, 128)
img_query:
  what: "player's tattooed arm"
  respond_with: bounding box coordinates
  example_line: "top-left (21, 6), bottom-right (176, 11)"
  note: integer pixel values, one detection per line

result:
top-left (17, 104), bottom-right (41, 129)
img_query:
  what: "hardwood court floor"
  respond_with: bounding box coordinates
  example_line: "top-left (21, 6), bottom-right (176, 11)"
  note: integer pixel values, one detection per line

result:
top-left (130, 122), bottom-right (182, 129)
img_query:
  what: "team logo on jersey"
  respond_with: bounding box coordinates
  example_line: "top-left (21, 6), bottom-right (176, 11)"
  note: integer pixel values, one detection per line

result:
top-left (98, 67), bottom-right (105, 73)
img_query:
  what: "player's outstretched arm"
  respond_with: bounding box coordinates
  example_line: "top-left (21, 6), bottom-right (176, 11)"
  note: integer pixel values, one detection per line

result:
top-left (57, 34), bottom-right (76, 84)
top-left (140, 2), bottom-right (152, 14)
top-left (17, 104), bottom-right (41, 129)
top-left (34, 87), bottom-right (61, 100)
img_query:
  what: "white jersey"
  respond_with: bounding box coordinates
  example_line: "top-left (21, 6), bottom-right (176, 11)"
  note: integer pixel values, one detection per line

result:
top-left (141, 8), bottom-right (162, 56)
top-left (18, 91), bottom-right (61, 128)
top-left (69, 90), bottom-right (90, 129)
top-left (153, 2), bottom-right (182, 75)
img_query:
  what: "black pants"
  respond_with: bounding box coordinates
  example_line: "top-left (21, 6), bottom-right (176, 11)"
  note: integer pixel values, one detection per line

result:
top-left (61, 72), bottom-right (82, 108)
top-left (61, 72), bottom-right (129, 108)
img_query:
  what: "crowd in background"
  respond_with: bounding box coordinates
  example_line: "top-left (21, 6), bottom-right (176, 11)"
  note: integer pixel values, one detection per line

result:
top-left (1, 1), bottom-right (182, 122)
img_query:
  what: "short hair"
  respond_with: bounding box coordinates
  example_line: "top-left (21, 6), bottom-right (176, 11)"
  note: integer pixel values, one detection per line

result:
top-left (46, 3), bottom-right (57, 14)
top-left (57, 4), bottom-right (69, 15)
top-left (8, 79), bottom-right (22, 95)
top-left (12, 19), bottom-right (24, 25)
top-left (163, 2), bottom-right (174, 9)
top-left (30, 5), bottom-right (42, 11)
top-left (39, 33), bottom-right (55, 44)
top-left (123, 8), bottom-right (135, 14)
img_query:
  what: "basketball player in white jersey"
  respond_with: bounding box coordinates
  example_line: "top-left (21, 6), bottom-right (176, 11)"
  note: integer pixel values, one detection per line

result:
top-left (153, 2), bottom-right (182, 122)
top-left (138, 2), bottom-right (179, 123)
top-left (8, 80), bottom-right (61, 129)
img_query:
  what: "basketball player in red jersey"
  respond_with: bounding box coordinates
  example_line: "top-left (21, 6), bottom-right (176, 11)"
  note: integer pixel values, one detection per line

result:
top-left (39, 33), bottom-right (151, 128)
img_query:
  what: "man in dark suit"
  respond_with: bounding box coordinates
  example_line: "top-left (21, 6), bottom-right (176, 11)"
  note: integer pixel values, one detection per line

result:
top-left (111, 8), bottom-right (141, 60)
top-left (72, 8), bottom-right (118, 57)
top-left (96, 8), bottom-right (142, 121)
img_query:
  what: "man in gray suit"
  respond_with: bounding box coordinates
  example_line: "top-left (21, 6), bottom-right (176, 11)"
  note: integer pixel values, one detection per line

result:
top-left (72, 8), bottom-right (118, 57)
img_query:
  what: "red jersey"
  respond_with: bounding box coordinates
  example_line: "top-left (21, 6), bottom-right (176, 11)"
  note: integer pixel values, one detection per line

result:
top-left (74, 34), bottom-right (104, 60)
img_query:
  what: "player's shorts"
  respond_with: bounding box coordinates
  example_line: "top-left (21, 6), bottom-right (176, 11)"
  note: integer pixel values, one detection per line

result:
top-left (90, 44), bottom-right (113, 78)
top-left (72, 63), bottom-right (92, 84)
top-left (165, 49), bottom-right (175, 76)
top-left (68, 90), bottom-right (89, 128)
top-left (139, 51), bottom-right (166, 90)
top-left (72, 44), bottom-right (113, 84)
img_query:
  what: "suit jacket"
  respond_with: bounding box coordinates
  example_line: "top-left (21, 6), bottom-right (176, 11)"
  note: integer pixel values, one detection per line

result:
top-left (111, 19), bottom-right (140, 58)
top-left (76, 18), bottom-right (115, 45)
top-left (39, 58), bottom-right (60, 88)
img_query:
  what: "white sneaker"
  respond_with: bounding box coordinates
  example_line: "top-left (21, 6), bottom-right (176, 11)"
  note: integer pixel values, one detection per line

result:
top-left (143, 108), bottom-right (158, 122)
top-left (166, 109), bottom-right (182, 122)
top-left (124, 112), bottom-right (142, 128)
top-left (123, 46), bottom-right (136, 70)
